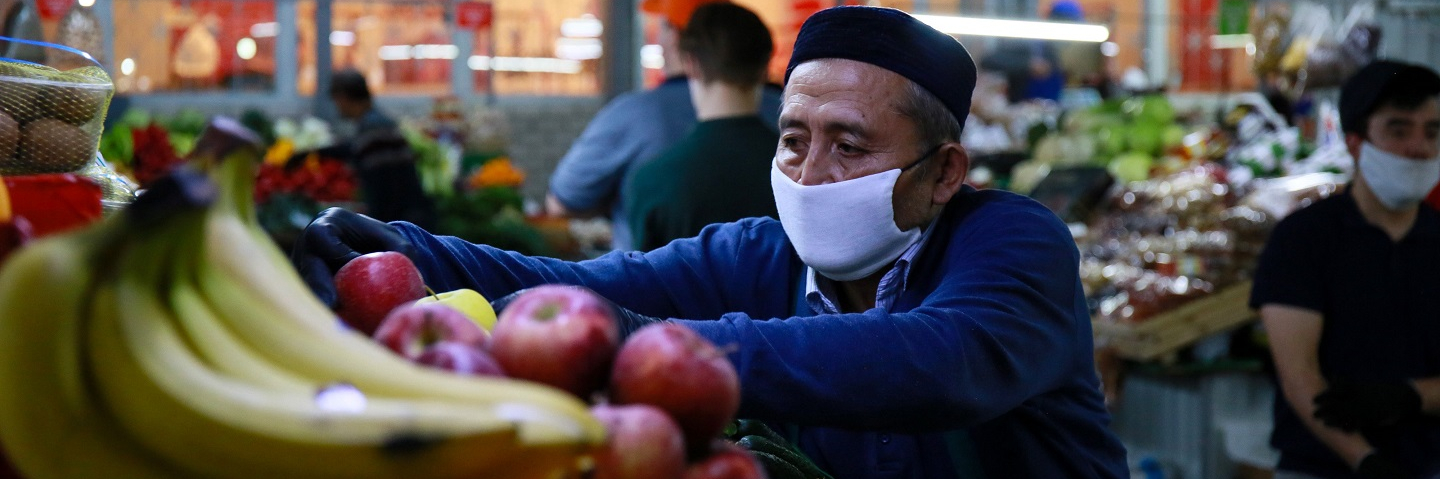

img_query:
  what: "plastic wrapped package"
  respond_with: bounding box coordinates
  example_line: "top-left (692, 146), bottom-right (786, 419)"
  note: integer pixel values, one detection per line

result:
top-left (0, 36), bottom-right (114, 176)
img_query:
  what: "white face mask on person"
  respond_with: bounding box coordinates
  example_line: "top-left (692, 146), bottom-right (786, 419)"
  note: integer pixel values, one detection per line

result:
top-left (1358, 141), bottom-right (1440, 210)
top-left (769, 156), bottom-right (931, 282)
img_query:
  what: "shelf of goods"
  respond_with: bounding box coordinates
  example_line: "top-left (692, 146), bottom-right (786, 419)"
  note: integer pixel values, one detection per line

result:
top-left (1092, 280), bottom-right (1255, 362)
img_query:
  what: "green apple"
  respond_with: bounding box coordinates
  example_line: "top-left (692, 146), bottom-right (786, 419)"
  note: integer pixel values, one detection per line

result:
top-left (416, 288), bottom-right (497, 331)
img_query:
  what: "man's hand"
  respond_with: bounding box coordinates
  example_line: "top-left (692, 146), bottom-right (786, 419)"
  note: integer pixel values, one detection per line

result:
top-left (1354, 451), bottom-right (1412, 479)
top-left (489, 286), bottom-right (666, 339)
top-left (1313, 379), bottom-right (1422, 432)
top-left (291, 207), bottom-right (418, 308)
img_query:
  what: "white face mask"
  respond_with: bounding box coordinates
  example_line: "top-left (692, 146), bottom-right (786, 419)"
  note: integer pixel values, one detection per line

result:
top-left (770, 162), bottom-right (925, 282)
top-left (1358, 141), bottom-right (1440, 210)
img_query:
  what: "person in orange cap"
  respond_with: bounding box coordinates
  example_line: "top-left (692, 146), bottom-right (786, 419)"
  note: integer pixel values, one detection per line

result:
top-left (544, 0), bottom-right (782, 252)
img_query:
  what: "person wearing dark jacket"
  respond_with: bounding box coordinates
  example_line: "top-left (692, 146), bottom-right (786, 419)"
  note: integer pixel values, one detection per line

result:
top-left (322, 69), bottom-right (435, 229)
top-left (292, 7), bottom-right (1128, 478)
top-left (622, 3), bottom-right (779, 251)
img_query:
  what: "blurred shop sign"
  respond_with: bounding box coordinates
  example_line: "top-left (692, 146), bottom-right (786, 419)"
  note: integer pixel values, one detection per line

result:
top-left (457, 2), bottom-right (493, 30)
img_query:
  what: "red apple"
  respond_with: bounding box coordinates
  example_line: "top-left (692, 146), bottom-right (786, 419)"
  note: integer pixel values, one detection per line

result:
top-left (332, 251), bottom-right (426, 335)
top-left (374, 302), bottom-right (488, 360)
top-left (589, 403), bottom-right (686, 479)
top-left (610, 323), bottom-right (740, 455)
top-left (415, 341), bottom-right (506, 377)
top-left (684, 442), bottom-right (767, 479)
top-left (488, 285), bottom-right (620, 399)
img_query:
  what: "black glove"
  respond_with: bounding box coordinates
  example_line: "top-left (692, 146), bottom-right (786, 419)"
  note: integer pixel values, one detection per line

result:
top-left (1355, 451), bottom-right (1413, 479)
top-left (488, 285), bottom-right (666, 339)
top-left (1313, 379), bottom-right (1422, 432)
top-left (291, 207), bottom-right (418, 308)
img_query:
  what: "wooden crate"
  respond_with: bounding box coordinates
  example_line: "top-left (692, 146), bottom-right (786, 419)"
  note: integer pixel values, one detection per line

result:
top-left (1092, 281), bottom-right (1256, 362)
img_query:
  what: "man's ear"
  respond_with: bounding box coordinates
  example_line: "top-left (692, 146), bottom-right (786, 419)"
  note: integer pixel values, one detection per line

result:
top-left (932, 142), bottom-right (969, 205)
top-left (1345, 132), bottom-right (1365, 165)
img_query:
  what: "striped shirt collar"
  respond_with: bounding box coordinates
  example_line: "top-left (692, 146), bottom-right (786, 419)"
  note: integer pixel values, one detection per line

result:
top-left (804, 216), bottom-right (941, 314)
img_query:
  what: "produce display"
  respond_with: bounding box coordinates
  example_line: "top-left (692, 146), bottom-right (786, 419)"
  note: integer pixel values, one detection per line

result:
top-left (1012, 95), bottom-right (1206, 194)
top-left (1082, 165), bottom-right (1276, 325)
top-left (0, 118), bottom-right (604, 478)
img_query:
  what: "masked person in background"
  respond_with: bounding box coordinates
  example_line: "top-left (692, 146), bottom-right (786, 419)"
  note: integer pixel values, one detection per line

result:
top-left (291, 7), bottom-right (1128, 478)
top-left (1251, 60), bottom-right (1440, 479)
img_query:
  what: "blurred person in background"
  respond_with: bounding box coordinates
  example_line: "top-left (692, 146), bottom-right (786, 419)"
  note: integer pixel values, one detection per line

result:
top-left (544, 0), bottom-right (782, 252)
top-left (622, 2), bottom-right (779, 251)
top-left (319, 69), bottom-right (435, 229)
top-left (1252, 60), bottom-right (1440, 479)
top-left (293, 7), bottom-right (1129, 477)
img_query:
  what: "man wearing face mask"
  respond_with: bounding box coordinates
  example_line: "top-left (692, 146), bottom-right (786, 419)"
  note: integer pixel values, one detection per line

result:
top-left (290, 6), bottom-right (1128, 478)
top-left (1251, 60), bottom-right (1440, 479)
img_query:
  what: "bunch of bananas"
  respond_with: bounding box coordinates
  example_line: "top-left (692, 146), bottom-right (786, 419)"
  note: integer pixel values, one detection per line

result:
top-left (0, 118), bottom-right (604, 479)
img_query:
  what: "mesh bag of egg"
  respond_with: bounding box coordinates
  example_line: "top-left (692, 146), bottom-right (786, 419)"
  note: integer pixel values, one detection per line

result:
top-left (0, 50), bottom-right (114, 175)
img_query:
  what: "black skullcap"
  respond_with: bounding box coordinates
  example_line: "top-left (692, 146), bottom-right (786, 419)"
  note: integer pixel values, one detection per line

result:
top-left (785, 6), bottom-right (976, 128)
top-left (1340, 59), bottom-right (1440, 136)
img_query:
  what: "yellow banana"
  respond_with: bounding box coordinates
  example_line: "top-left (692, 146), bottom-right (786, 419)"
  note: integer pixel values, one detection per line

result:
top-left (199, 212), bottom-right (604, 449)
top-left (90, 216), bottom-right (525, 479)
top-left (0, 220), bottom-right (180, 478)
top-left (196, 154), bottom-right (604, 452)
top-left (168, 268), bottom-right (317, 394)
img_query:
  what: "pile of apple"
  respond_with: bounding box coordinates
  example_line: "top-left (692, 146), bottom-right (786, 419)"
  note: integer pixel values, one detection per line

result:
top-left (332, 252), bottom-right (766, 479)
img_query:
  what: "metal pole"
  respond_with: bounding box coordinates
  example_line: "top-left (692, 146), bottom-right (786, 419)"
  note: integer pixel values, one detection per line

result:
top-left (602, 0), bottom-right (638, 101)
top-left (276, 0), bottom-right (300, 113)
top-left (313, 0), bottom-right (333, 119)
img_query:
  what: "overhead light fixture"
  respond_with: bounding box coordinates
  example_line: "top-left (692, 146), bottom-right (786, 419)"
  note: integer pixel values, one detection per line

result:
top-left (236, 37), bottom-right (257, 60)
top-left (250, 22), bottom-right (279, 39)
top-left (467, 55), bottom-right (583, 74)
top-left (560, 14), bottom-right (603, 38)
top-left (330, 31), bottom-right (356, 47)
top-left (640, 44), bottom-right (664, 69)
top-left (78, 0), bottom-right (95, 7)
top-left (912, 14), bottom-right (1109, 42)
top-left (1210, 33), bottom-right (1255, 50)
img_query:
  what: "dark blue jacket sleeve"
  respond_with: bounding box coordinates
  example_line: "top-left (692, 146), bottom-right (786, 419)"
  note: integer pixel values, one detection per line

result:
top-left (679, 199), bottom-right (1090, 433)
top-left (392, 219), bottom-right (793, 321)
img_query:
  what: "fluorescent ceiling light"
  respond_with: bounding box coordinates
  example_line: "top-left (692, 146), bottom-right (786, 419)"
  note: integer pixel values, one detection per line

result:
top-left (640, 44), bottom-right (664, 69)
top-left (467, 55), bottom-right (583, 74)
top-left (912, 14), bottom-right (1109, 42)
top-left (330, 31), bottom-right (356, 47)
top-left (561, 15), bottom-right (603, 38)
top-left (250, 22), bottom-right (279, 38)
top-left (555, 38), bottom-right (603, 60)
top-left (378, 44), bottom-right (459, 61)
top-left (1209, 33), bottom-right (1255, 50)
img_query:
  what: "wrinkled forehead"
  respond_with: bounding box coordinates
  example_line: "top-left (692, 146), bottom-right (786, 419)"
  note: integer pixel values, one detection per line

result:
top-left (781, 59), bottom-right (912, 114)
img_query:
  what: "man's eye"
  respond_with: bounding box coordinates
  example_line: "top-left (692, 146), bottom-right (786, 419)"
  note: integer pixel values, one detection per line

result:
top-left (837, 143), bottom-right (861, 155)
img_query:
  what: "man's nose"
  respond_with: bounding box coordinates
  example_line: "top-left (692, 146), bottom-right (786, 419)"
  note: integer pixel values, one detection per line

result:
top-left (794, 151), bottom-right (836, 186)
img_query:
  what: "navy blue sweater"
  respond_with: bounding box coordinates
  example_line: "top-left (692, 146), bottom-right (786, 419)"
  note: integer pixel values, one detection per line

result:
top-left (397, 188), bottom-right (1128, 478)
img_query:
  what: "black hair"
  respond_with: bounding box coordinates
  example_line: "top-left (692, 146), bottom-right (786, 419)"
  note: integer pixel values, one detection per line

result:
top-left (678, 3), bottom-right (773, 87)
top-left (328, 69), bottom-right (372, 102)
top-left (1340, 61), bottom-right (1440, 137)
